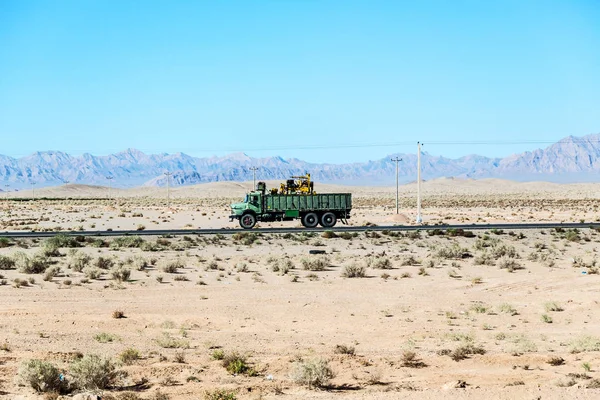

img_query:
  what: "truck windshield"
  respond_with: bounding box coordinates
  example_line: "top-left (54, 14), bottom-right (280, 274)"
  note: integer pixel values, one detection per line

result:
top-left (244, 194), bottom-right (249, 203)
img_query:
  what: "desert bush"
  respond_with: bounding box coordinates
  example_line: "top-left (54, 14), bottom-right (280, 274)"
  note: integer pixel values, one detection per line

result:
top-left (111, 236), bottom-right (145, 249)
top-left (564, 229), bottom-right (581, 242)
top-left (570, 336), bottom-right (600, 353)
top-left (334, 344), bottom-right (355, 355)
top-left (0, 255), bottom-right (15, 270)
top-left (67, 251), bottom-right (92, 272)
top-left (70, 354), bottom-right (123, 390)
top-left (94, 332), bottom-right (119, 343)
top-left (43, 266), bottom-right (62, 282)
top-left (321, 230), bottom-right (337, 239)
top-left (473, 251), bottom-right (495, 266)
top-left (498, 257), bottom-right (524, 272)
top-left (45, 234), bottom-right (80, 248)
top-left (155, 332), bottom-right (189, 349)
top-left (112, 309), bottom-right (125, 319)
top-left (291, 358), bottom-right (334, 389)
top-left (119, 348), bottom-right (141, 365)
top-left (95, 256), bottom-right (115, 270)
top-left (547, 357), bottom-right (565, 366)
top-left (0, 237), bottom-right (13, 248)
top-left (400, 351), bottom-right (426, 368)
top-left (449, 343), bottom-right (486, 361)
top-left (222, 352), bottom-right (254, 375)
top-left (83, 266), bottom-right (103, 280)
top-left (372, 257), bottom-right (393, 269)
top-left (541, 314), bottom-right (553, 323)
top-left (436, 243), bottom-right (470, 259)
top-left (174, 350), bottom-right (186, 363)
top-left (204, 389), bottom-right (237, 400)
top-left (341, 263), bottom-right (366, 278)
top-left (42, 241), bottom-right (62, 257)
top-left (161, 258), bottom-right (185, 273)
top-left (490, 244), bottom-right (518, 259)
top-left (16, 252), bottom-right (51, 274)
top-left (110, 265), bottom-right (131, 283)
top-left (498, 303), bottom-right (518, 316)
top-left (301, 256), bottom-right (329, 271)
top-left (129, 255), bottom-right (149, 271)
top-left (211, 349), bottom-right (225, 360)
top-left (338, 232), bottom-right (356, 240)
top-left (232, 232), bottom-right (259, 245)
top-left (400, 255), bottom-right (419, 266)
top-left (18, 359), bottom-right (65, 393)
top-left (544, 301), bottom-right (564, 312)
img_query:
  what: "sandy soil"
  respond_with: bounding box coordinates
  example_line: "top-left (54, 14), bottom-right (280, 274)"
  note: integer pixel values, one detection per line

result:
top-left (1, 179), bottom-right (600, 399)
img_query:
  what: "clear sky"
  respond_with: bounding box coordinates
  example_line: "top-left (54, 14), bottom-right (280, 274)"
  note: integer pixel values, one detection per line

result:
top-left (0, 0), bottom-right (599, 163)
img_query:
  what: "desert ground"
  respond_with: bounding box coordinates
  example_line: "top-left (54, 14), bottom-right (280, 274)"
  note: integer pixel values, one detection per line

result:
top-left (2, 178), bottom-right (600, 399)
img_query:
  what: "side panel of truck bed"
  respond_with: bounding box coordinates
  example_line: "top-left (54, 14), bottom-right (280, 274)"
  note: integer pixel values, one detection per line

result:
top-left (265, 193), bottom-right (352, 212)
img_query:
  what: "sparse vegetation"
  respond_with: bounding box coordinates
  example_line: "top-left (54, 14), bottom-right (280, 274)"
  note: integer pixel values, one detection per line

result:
top-left (18, 359), bottom-right (65, 393)
top-left (291, 358), bottom-right (335, 389)
top-left (70, 354), bottom-right (122, 390)
top-left (341, 263), bottom-right (366, 278)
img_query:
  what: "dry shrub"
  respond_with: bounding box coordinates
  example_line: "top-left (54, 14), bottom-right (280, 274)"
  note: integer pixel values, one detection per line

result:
top-left (449, 344), bottom-right (486, 361)
top-left (70, 354), bottom-right (123, 390)
top-left (18, 359), bottom-right (65, 393)
top-left (161, 258), bottom-right (185, 273)
top-left (110, 265), bottom-right (131, 282)
top-left (301, 256), bottom-right (329, 271)
top-left (67, 251), bottom-right (92, 272)
top-left (372, 257), bottom-right (393, 269)
top-left (498, 257), bottom-right (524, 272)
top-left (436, 244), bottom-right (470, 260)
top-left (334, 344), bottom-right (355, 355)
top-left (291, 358), bottom-right (334, 389)
top-left (0, 255), bottom-right (16, 270)
top-left (222, 352), bottom-right (254, 375)
top-left (83, 266), bottom-right (103, 280)
top-left (119, 348), bottom-right (141, 365)
top-left (400, 351), bottom-right (426, 368)
top-left (204, 389), bottom-right (237, 400)
top-left (341, 263), bottom-right (366, 278)
top-left (14, 251), bottom-right (51, 274)
top-left (95, 256), bottom-right (115, 270)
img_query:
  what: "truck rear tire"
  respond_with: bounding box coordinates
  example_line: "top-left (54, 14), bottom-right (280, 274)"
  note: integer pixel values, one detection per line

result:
top-left (320, 212), bottom-right (337, 228)
top-left (301, 212), bottom-right (319, 228)
top-left (239, 213), bottom-right (256, 229)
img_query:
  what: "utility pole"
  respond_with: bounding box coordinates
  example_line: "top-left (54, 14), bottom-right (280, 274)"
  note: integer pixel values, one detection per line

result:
top-left (416, 142), bottom-right (423, 223)
top-left (390, 157), bottom-right (402, 214)
top-left (165, 172), bottom-right (172, 209)
top-left (249, 167), bottom-right (259, 189)
top-left (31, 181), bottom-right (36, 201)
top-left (63, 180), bottom-right (70, 200)
top-left (4, 184), bottom-right (8, 208)
top-left (106, 176), bottom-right (114, 202)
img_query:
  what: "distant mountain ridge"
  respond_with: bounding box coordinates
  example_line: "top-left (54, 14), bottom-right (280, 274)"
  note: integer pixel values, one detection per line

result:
top-left (1, 134), bottom-right (600, 189)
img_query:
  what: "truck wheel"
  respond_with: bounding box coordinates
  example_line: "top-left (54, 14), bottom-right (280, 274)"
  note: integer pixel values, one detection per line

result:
top-left (239, 213), bottom-right (256, 229)
top-left (320, 212), bottom-right (337, 228)
top-left (301, 212), bottom-right (319, 228)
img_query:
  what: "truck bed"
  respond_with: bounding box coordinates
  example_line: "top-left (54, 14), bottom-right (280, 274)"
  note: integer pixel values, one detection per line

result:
top-left (264, 193), bottom-right (351, 212)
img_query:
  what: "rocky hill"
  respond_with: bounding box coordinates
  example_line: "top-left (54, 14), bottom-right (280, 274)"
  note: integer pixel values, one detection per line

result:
top-left (1, 134), bottom-right (599, 189)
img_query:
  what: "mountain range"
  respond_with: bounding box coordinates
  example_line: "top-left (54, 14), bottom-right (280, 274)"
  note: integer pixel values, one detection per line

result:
top-left (1, 134), bottom-right (600, 189)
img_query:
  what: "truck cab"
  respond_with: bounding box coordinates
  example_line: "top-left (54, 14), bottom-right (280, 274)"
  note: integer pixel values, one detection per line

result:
top-left (230, 191), bottom-right (263, 229)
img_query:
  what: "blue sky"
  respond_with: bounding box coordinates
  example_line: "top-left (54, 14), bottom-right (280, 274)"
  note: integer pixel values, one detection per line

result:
top-left (0, 0), bottom-right (599, 163)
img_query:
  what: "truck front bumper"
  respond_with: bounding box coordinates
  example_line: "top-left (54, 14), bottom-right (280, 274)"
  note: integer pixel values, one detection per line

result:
top-left (229, 214), bottom-right (240, 221)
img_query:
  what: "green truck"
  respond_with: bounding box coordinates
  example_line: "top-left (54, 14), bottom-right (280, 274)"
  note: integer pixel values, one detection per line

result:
top-left (229, 181), bottom-right (352, 229)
